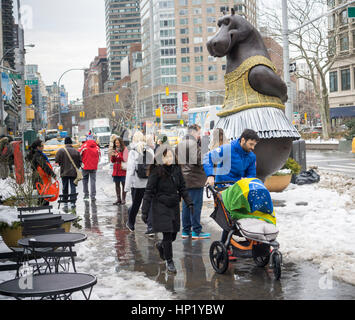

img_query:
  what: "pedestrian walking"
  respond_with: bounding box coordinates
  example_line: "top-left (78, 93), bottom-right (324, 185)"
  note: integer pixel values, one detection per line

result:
top-left (203, 128), bottom-right (260, 245)
top-left (26, 139), bottom-right (57, 206)
top-left (124, 131), bottom-right (154, 232)
top-left (79, 136), bottom-right (101, 201)
top-left (141, 146), bottom-right (193, 273)
top-left (111, 137), bottom-right (128, 205)
top-left (175, 124), bottom-right (210, 240)
top-left (55, 137), bottom-right (81, 211)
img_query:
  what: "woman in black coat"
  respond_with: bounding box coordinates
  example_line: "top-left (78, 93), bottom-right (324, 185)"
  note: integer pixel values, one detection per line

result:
top-left (141, 146), bottom-right (193, 273)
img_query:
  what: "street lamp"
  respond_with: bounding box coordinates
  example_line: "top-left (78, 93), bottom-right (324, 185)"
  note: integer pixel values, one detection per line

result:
top-left (57, 68), bottom-right (86, 129)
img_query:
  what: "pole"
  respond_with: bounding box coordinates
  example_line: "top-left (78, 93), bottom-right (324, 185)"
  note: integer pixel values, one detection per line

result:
top-left (17, 0), bottom-right (26, 154)
top-left (282, 0), bottom-right (293, 122)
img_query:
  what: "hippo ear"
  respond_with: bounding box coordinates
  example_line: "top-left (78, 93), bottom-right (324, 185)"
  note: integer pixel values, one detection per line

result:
top-left (231, 8), bottom-right (235, 16)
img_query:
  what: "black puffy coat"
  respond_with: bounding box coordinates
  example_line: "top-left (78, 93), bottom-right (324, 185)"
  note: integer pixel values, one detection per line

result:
top-left (142, 165), bottom-right (193, 233)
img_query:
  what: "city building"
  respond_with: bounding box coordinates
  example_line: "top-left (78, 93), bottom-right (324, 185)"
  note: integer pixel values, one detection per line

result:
top-left (328, 0), bottom-right (355, 124)
top-left (139, 0), bottom-right (257, 126)
top-left (83, 48), bottom-right (108, 98)
top-left (105, 0), bottom-right (141, 85)
top-left (25, 65), bottom-right (48, 131)
top-left (1, 0), bottom-right (15, 69)
top-left (46, 82), bottom-right (68, 129)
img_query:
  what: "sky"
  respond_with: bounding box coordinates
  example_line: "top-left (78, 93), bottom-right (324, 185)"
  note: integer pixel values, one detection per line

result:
top-left (18, 0), bottom-right (106, 101)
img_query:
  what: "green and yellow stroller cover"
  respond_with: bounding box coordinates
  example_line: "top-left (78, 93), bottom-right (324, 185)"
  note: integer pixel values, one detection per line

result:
top-left (221, 178), bottom-right (276, 225)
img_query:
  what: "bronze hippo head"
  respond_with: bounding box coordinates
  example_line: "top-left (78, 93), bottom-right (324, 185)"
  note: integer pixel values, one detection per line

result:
top-left (207, 9), bottom-right (255, 58)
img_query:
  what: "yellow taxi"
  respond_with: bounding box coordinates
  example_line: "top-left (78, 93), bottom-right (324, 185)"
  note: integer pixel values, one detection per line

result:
top-left (43, 138), bottom-right (80, 161)
top-left (164, 131), bottom-right (179, 146)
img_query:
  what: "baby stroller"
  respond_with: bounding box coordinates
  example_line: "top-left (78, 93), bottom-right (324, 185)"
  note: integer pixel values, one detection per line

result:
top-left (206, 180), bottom-right (282, 280)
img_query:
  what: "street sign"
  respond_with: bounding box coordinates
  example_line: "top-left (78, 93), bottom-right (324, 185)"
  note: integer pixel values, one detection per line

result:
top-left (25, 80), bottom-right (38, 85)
top-left (289, 62), bottom-right (296, 73)
top-left (348, 7), bottom-right (355, 18)
top-left (9, 73), bottom-right (21, 80)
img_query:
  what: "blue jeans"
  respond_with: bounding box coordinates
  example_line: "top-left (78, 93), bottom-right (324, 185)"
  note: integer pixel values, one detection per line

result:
top-left (62, 177), bottom-right (77, 206)
top-left (182, 188), bottom-right (204, 234)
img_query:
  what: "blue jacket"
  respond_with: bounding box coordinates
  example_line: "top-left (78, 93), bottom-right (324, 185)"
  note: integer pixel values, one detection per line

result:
top-left (203, 139), bottom-right (257, 183)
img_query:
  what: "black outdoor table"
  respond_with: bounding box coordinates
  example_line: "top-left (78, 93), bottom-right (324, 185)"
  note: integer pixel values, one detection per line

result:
top-left (18, 233), bottom-right (87, 273)
top-left (23, 214), bottom-right (77, 223)
top-left (0, 273), bottom-right (97, 300)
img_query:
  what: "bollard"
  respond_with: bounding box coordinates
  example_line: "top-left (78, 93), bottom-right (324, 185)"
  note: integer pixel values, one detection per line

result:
top-left (352, 137), bottom-right (355, 154)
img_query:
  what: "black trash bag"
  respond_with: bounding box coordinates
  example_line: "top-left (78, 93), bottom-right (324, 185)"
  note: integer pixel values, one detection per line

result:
top-left (294, 169), bottom-right (320, 185)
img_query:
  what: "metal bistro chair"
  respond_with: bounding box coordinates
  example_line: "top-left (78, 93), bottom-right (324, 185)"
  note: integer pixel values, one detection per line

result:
top-left (16, 206), bottom-right (77, 274)
top-left (57, 193), bottom-right (78, 210)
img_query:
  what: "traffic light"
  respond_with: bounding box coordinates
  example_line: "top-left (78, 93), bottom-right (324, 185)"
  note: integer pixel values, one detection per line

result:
top-left (165, 87), bottom-right (169, 96)
top-left (112, 111), bottom-right (116, 117)
top-left (116, 94), bottom-right (119, 103)
top-left (79, 111), bottom-right (85, 118)
top-left (25, 85), bottom-right (32, 106)
top-left (26, 108), bottom-right (34, 121)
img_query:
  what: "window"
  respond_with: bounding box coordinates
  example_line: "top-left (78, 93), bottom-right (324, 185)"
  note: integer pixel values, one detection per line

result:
top-left (194, 46), bottom-right (203, 53)
top-left (208, 65), bottom-right (216, 71)
top-left (207, 26), bottom-right (216, 33)
top-left (181, 66), bottom-right (190, 72)
top-left (181, 47), bottom-right (190, 54)
top-left (209, 75), bottom-right (218, 81)
top-left (207, 7), bottom-right (215, 14)
top-left (181, 57), bottom-right (190, 63)
top-left (179, 9), bottom-right (188, 15)
top-left (339, 33), bottom-right (349, 51)
top-left (181, 38), bottom-right (189, 44)
top-left (193, 17), bottom-right (202, 24)
top-left (222, 64), bottom-right (226, 70)
top-left (179, 0), bottom-right (188, 5)
top-left (194, 26), bottom-right (203, 34)
top-left (192, 0), bottom-right (201, 4)
top-left (328, 14), bottom-right (335, 29)
top-left (193, 37), bottom-right (203, 44)
top-left (180, 18), bottom-right (188, 25)
top-left (193, 8), bottom-right (202, 14)
top-left (182, 75), bottom-right (191, 82)
top-left (194, 56), bottom-right (203, 62)
top-left (195, 65), bottom-right (203, 72)
top-left (195, 75), bottom-right (204, 82)
top-left (329, 71), bottom-right (338, 92)
top-left (207, 17), bottom-right (216, 24)
top-left (339, 9), bottom-right (348, 26)
top-left (328, 36), bottom-right (336, 55)
top-left (180, 28), bottom-right (189, 34)
top-left (341, 69), bottom-right (350, 90)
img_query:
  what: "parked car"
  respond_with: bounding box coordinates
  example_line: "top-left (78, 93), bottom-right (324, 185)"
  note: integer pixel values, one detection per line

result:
top-left (43, 138), bottom-right (80, 161)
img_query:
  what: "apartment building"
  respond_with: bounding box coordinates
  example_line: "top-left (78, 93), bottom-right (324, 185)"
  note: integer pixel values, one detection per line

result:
top-left (105, 0), bottom-right (141, 85)
top-left (139, 0), bottom-right (257, 125)
top-left (328, 0), bottom-right (355, 123)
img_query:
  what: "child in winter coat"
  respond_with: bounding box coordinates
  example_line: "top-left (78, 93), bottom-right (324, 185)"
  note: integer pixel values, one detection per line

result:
top-left (141, 146), bottom-right (193, 273)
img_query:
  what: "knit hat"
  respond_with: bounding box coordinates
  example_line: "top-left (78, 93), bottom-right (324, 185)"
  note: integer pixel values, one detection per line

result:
top-left (64, 137), bottom-right (73, 145)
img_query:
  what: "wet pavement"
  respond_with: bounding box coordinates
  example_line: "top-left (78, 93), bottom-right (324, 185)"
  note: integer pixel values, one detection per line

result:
top-left (74, 168), bottom-right (355, 300)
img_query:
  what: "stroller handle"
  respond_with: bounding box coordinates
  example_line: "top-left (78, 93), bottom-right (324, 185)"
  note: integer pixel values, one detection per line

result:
top-left (205, 181), bottom-right (235, 198)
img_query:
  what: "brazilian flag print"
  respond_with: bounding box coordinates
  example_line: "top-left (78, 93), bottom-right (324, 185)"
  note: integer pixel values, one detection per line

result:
top-left (221, 178), bottom-right (276, 225)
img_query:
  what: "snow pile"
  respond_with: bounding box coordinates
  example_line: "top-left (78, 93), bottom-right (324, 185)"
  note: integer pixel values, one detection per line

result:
top-left (305, 138), bottom-right (339, 144)
top-left (201, 174), bottom-right (355, 286)
top-left (72, 230), bottom-right (174, 300)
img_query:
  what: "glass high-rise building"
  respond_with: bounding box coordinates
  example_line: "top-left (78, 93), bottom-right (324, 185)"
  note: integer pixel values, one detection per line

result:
top-left (105, 0), bottom-right (141, 84)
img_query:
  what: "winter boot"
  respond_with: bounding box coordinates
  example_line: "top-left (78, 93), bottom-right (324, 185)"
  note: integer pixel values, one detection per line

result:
top-left (166, 260), bottom-right (177, 273)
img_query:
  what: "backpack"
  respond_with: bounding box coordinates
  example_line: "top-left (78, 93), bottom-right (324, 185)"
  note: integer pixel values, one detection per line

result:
top-left (136, 148), bottom-right (154, 179)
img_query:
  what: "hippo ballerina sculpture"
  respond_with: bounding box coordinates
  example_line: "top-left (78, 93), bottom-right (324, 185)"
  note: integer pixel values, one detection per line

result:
top-left (206, 9), bottom-right (300, 181)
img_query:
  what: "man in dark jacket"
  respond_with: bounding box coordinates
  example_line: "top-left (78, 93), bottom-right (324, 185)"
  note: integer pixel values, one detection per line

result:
top-left (175, 124), bottom-right (210, 240)
top-left (55, 137), bottom-right (81, 210)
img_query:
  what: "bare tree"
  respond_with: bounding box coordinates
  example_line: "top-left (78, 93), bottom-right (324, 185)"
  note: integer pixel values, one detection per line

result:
top-left (261, 0), bottom-right (339, 139)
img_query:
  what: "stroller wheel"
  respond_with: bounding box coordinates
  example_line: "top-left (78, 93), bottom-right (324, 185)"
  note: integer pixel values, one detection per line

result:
top-left (272, 251), bottom-right (282, 280)
top-left (209, 241), bottom-right (229, 274)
